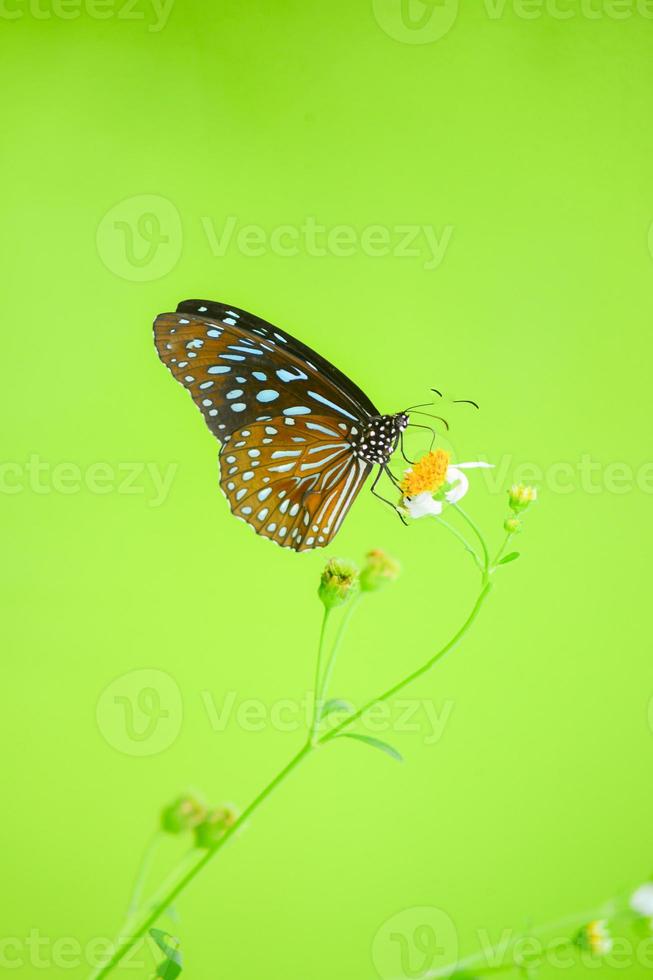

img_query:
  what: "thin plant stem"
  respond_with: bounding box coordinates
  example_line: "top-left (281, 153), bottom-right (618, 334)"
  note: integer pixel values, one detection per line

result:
top-left (308, 607), bottom-right (330, 743)
top-left (453, 503), bottom-right (491, 578)
top-left (492, 531), bottom-right (513, 568)
top-left (92, 515), bottom-right (496, 979)
top-left (90, 743), bottom-right (313, 980)
top-left (313, 595), bottom-right (362, 738)
top-left (434, 514), bottom-right (482, 570)
top-left (126, 831), bottom-right (163, 919)
top-left (421, 898), bottom-right (622, 979)
top-left (320, 579), bottom-right (492, 745)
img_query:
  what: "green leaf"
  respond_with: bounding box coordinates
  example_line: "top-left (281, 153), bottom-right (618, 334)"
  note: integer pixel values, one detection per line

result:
top-left (338, 733), bottom-right (403, 762)
top-left (498, 551), bottom-right (520, 565)
top-left (322, 698), bottom-right (354, 718)
top-left (149, 928), bottom-right (183, 980)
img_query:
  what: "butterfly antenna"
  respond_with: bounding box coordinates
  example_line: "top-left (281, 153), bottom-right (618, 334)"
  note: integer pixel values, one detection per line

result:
top-left (409, 410), bottom-right (450, 431)
top-left (430, 388), bottom-right (480, 410)
top-left (406, 422), bottom-right (437, 454)
top-left (404, 399), bottom-right (439, 413)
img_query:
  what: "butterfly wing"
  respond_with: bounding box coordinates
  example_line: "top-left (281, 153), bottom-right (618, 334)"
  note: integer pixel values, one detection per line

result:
top-left (154, 301), bottom-right (378, 440)
top-left (153, 299), bottom-right (379, 551)
top-left (219, 415), bottom-right (372, 551)
top-left (175, 299), bottom-right (379, 419)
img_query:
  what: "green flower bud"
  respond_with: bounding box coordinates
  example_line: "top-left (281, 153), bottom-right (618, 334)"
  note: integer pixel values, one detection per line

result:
top-left (318, 558), bottom-right (360, 610)
top-left (573, 920), bottom-right (613, 956)
top-left (160, 794), bottom-right (206, 835)
top-left (508, 484), bottom-right (537, 512)
top-left (194, 805), bottom-right (239, 849)
top-left (503, 517), bottom-right (522, 534)
top-left (359, 550), bottom-right (401, 592)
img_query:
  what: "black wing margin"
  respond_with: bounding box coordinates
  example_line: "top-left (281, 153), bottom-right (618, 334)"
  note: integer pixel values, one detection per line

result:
top-left (176, 299), bottom-right (380, 420)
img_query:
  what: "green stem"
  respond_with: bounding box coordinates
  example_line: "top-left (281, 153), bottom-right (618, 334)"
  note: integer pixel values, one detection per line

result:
top-left (492, 531), bottom-right (513, 568)
top-left (90, 743), bottom-right (312, 980)
top-left (313, 596), bottom-right (361, 738)
top-left (424, 899), bottom-right (621, 978)
top-left (320, 580), bottom-right (493, 745)
top-left (126, 831), bottom-right (162, 919)
top-left (93, 535), bottom-right (495, 979)
top-left (434, 514), bottom-right (482, 570)
top-left (309, 607), bottom-right (330, 743)
top-left (453, 503), bottom-right (491, 579)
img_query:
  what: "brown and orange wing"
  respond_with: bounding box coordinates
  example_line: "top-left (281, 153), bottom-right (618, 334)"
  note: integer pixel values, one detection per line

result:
top-left (154, 305), bottom-right (375, 440)
top-left (219, 415), bottom-right (372, 551)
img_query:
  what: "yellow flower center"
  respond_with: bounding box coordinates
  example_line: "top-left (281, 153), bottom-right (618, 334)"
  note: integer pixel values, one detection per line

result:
top-left (401, 450), bottom-right (450, 497)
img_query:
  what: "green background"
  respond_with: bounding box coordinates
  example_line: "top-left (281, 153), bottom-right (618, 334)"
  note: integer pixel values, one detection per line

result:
top-left (2, 0), bottom-right (652, 977)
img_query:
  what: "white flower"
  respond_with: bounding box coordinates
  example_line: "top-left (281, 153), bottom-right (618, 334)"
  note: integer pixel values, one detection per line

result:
top-left (631, 883), bottom-right (653, 917)
top-left (402, 455), bottom-right (494, 519)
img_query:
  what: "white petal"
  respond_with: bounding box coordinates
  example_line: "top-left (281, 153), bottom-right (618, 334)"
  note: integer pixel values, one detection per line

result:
top-left (455, 461), bottom-right (494, 470)
top-left (444, 466), bottom-right (469, 503)
top-left (631, 884), bottom-right (653, 917)
top-left (403, 492), bottom-right (442, 518)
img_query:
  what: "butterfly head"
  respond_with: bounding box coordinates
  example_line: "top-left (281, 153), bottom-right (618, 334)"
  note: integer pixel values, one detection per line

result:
top-left (351, 412), bottom-right (409, 465)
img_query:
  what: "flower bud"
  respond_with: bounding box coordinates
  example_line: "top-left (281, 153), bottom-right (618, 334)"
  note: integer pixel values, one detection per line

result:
top-left (160, 794), bottom-right (206, 835)
top-left (574, 920), bottom-right (613, 956)
top-left (508, 484), bottom-right (537, 512)
top-left (318, 558), bottom-right (360, 610)
top-left (194, 805), bottom-right (239, 849)
top-left (503, 517), bottom-right (522, 534)
top-left (359, 550), bottom-right (400, 592)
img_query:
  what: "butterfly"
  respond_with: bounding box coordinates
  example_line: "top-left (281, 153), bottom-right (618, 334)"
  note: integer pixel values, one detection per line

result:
top-left (153, 299), bottom-right (410, 551)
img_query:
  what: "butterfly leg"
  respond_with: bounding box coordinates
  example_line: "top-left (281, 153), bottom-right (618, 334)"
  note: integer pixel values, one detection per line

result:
top-left (400, 432), bottom-right (416, 465)
top-left (370, 467), bottom-right (408, 526)
top-left (382, 466), bottom-right (403, 490)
